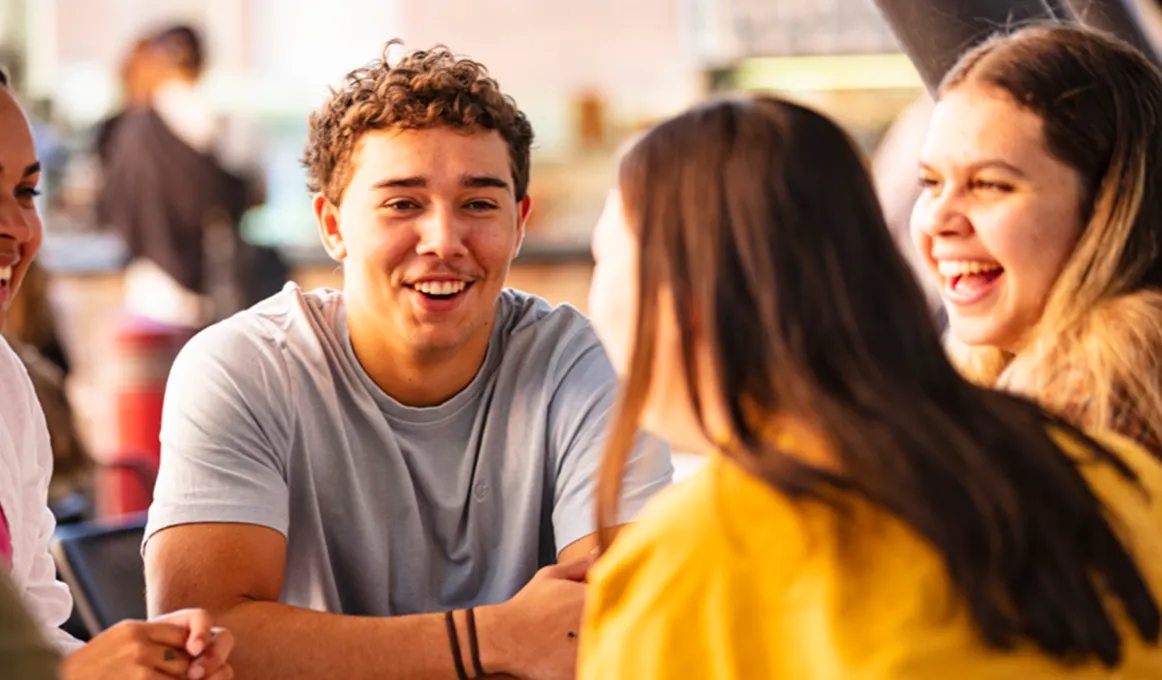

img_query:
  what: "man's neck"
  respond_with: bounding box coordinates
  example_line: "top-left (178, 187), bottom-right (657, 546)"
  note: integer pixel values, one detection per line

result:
top-left (346, 310), bottom-right (492, 408)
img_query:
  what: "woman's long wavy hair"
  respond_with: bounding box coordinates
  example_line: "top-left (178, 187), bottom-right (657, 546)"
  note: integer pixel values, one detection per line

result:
top-left (941, 25), bottom-right (1162, 449)
top-left (596, 95), bottom-right (1160, 667)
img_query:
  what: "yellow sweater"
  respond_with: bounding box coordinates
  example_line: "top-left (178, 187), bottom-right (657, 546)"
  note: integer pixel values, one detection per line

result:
top-left (580, 431), bottom-right (1162, 679)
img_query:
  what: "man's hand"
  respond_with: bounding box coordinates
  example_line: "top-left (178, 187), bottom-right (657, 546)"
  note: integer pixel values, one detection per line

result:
top-left (479, 556), bottom-right (593, 680)
top-left (61, 608), bottom-right (234, 680)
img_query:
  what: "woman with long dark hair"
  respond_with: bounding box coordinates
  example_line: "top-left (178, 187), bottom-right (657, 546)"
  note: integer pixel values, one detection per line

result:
top-left (579, 93), bottom-right (1162, 677)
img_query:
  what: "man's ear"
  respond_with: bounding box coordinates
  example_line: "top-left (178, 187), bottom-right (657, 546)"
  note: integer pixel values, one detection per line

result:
top-left (314, 193), bottom-right (346, 261)
top-left (513, 195), bottom-right (533, 258)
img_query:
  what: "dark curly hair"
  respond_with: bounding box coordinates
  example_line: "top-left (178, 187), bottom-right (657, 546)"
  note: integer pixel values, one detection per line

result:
top-left (304, 40), bottom-right (534, 204)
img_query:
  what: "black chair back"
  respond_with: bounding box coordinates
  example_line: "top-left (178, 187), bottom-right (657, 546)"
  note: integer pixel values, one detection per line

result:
top-left (50, 513), bottom-right (148, 636)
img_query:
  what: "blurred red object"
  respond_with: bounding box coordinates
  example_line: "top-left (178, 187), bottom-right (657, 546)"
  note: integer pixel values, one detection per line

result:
top-left (99, 316), bottom-right (190, 518)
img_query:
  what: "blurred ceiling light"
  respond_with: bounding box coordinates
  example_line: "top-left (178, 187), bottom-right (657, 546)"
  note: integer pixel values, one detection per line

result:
top-left (732, 53), bottom-right (922, 91)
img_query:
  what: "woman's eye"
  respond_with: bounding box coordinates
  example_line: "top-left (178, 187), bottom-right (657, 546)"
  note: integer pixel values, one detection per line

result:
top-left (971, 180), bottom-right (1013, 193)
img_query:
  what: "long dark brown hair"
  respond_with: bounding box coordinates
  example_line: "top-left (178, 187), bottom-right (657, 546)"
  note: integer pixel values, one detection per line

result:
top-left (597, 95), bottom-right (1160, 667)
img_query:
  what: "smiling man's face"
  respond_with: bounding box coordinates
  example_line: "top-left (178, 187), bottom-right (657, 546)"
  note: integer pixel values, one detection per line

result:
top-left (314, 125), bottom-right (530, 358)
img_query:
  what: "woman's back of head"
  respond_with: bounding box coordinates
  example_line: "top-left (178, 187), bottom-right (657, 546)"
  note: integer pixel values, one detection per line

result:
top-left (618, 98), bottom-right (946, 407)
top-left (600, 94), bottom-right (1161, 668)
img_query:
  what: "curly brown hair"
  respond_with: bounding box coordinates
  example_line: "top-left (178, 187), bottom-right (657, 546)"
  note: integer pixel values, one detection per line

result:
top-left (304, 40), bottom-right (534, 205)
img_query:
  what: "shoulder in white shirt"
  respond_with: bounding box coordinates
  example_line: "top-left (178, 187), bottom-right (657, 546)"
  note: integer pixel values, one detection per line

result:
top-left (0, 336), bottom-right (82, 653)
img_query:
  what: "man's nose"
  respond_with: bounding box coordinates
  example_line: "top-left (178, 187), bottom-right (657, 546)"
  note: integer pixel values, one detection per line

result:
top-left (415, 206), bottom-right (469, 260)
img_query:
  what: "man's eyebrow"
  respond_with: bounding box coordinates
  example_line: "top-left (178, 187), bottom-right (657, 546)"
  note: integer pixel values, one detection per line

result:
top-left (372, 176), bottom-right (427, 189)
top-left (463, 175), bottom-right (511, 192)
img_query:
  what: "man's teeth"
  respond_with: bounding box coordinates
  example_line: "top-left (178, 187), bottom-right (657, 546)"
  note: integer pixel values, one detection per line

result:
top-left (0, 266), bottom-right (11, 283)
top-left (937, 261), bottom-right (1003, 277)
top-left (414, 280), bottom-right (468, 296)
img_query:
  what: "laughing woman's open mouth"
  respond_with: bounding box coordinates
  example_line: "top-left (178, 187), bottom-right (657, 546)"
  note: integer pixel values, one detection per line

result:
top-left (938, 260), bottom-right (1004, 306)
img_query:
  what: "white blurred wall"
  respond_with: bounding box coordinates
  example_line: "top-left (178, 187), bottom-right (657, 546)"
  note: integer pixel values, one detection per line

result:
top-left (29, 0), bottom-right (702, 138)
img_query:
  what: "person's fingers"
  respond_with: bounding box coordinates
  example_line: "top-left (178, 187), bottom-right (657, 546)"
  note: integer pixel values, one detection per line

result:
top-left (188, 627), bottom-right (234, 680)
top-left (152, 608), bottom-right (215, 657)
top-left (138, 621), bottom-right (192, 649)
top-left (203, 627), bottom-right (235, 669)
top-left (150, 644), bottom-right (192, 677)
top-left (549, 555), bottom-right (595, 582)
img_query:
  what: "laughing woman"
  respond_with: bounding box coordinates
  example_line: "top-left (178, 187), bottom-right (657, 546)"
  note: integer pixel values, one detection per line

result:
top-left (913, 25), bottom-right (1162, 454)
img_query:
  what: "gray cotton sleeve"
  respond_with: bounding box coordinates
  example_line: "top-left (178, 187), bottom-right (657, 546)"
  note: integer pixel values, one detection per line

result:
top-left (548, 342), bottom-right (672, 555)
top-left (144, 321), bottom-right (293, 545)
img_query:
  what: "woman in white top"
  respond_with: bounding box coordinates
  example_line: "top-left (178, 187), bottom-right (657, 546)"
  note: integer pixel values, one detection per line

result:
top-left (0, 72), bottom-right (235, 680)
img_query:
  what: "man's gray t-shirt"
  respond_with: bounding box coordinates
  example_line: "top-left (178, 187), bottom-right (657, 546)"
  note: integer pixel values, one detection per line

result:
top-left (145, 284), bottom-right (671, 616)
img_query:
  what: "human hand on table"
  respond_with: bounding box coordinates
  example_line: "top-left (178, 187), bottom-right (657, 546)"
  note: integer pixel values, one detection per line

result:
top-left (477, 556), bottom-right (593, 680)
top-left (61, 608), bottom-right (235, 680)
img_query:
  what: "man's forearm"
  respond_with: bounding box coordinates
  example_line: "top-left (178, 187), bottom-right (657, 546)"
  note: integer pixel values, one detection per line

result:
top-left (216, 600), bottom-right (517, 679)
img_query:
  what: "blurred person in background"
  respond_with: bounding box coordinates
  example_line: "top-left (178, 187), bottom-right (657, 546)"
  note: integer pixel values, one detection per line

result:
top-left (579, 94), bottom-right (1162, 678)
top-left (144, 41), bottom-right (670, 680)
top-left (97, 24), bottom-right (267, 331)
top-left (912, 25), bottom-right (1162, 456)
top-left (0, 67), bottom-right (235, 680)
top-left (94, 38), bottom-right (158, 168)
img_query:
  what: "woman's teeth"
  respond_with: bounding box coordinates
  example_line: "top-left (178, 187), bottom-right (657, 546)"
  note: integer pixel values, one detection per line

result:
top-left (937, 261), bottom-right (1003, 277)
top-left (413, 280), bottom-right (467, 296)
top-left (0, 266), bottom-right (12, 283)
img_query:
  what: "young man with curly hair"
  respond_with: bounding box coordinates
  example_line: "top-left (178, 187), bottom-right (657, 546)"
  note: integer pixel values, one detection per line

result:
top-left (142, 42), bottom-right (671, 680)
